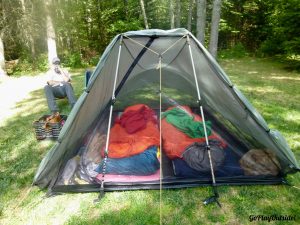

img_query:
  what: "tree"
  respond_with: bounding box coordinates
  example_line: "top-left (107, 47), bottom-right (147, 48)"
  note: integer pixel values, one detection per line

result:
top-left (175, 0), bottom-right (181, 27)
top-left (209, 0), bottom-right (222, 58)
top-left (45, 0), bottom-right (57, 65)
top-left (196, 0), bottom-right (206, 44)
top-left (263, 0), bottom-right (300, 55)
top-left (170, 0), bottom-right (175, 29)
top-left (187, 0), bottom-right (194, 31)
top-left (20, 0), bottom-right (36, 59)
top-left (0, 34), bottom-right (6, 77)
top-left (0, 1), bottom-right (6, 76)
top-left (140, 0), bottom-right (149, 29)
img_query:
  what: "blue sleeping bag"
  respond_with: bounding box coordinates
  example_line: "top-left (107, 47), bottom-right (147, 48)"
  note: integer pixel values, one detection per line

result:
top-left (95, 146), bottom-right (159, 175)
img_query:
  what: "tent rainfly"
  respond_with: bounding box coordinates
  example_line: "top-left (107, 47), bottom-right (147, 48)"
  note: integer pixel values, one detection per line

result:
top-left (34, 29), bottom-right (300, 201)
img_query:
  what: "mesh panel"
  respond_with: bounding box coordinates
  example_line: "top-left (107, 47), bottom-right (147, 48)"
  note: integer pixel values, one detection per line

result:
top-left (54, 35), bottom-right (289, 187)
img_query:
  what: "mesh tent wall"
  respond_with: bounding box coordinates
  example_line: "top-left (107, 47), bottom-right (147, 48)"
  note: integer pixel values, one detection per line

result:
top-left (33, 29), bottom-right (299, 194)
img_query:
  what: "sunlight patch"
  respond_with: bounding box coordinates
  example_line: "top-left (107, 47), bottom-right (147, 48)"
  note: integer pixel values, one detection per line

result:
top-left (0, 74), bottom-right (47, 124)
top-left (270, 76), bottom-right (300, 81)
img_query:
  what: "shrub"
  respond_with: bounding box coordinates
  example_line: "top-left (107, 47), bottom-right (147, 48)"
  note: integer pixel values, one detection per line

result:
top-left (61, 53), bottom-right (87, 68)
top-left (34, 54), bottom-right (49, 72)
top-left (6, 54), bottom-right (49, 76)
top-left (219, 43), bottom-right (248, 59)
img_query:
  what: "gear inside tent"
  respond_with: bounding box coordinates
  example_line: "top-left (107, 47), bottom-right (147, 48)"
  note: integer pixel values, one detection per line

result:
top-left (33, 29), bottom-right (300, 196)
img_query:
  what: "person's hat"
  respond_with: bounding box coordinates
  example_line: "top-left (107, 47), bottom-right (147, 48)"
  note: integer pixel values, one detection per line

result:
top-left (52, 57), bottom-right (60, 65)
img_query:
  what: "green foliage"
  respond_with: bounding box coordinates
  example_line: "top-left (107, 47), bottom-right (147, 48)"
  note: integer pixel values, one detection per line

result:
top-left (88, 55), bottom-right (101, 67)
top-left (107, 20), bottom-right (143, 36)
top-left (34, 54), bottom-right (49, 72)
top-left (259, 37), bottom-right (285, 56)
top-left (219, 0), bottom-right (274, 52)
top-left (12, 58), bottom-right (34, 76)
top-left (259, 0), bottom-right (300, 56)
top-left (62, 53), bottom-right (87, 69)
top-left (2, 0), bottom-right (300, 76)
top-left (219, 43), bottom-right (248, 59)
top-left (7, 54), bottom-right (48, 76)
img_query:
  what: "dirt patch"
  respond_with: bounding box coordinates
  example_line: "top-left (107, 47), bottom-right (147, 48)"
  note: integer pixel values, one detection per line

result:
top-left (0, 74), bottom-right (47, 125)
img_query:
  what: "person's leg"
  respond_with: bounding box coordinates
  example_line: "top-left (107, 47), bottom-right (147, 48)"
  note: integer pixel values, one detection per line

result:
top-left (62, 82), bottom-right (77, 108)
top-left (44, 85), bottom-right (59, 113)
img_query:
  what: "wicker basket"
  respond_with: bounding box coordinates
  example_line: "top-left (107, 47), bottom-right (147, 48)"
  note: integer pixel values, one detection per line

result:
top-left (33, 115), bottom-right (67, 140)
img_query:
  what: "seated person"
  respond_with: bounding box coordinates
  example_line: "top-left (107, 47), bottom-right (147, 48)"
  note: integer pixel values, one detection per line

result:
top-left (44, 57), bottom-right (77, 114)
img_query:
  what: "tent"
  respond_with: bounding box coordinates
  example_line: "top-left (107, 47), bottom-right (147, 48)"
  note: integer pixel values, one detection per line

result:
top-left (33, 29), bottom-right (299, 197)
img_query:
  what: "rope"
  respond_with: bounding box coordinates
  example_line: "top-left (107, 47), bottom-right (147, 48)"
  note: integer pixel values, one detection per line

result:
top-left (12, 184), bottom-right (34, 211)
top-left (161, 35), bottom-right (187, 56)
top-left (124, 34), bottom-right (187, 58)
top-left (123, 35), bottom-right (160, 56)
top-left (158, 55), bottom-right (163, 225)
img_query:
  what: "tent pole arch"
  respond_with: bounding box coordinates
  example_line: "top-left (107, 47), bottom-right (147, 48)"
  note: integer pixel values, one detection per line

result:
top-left (187, 35), bottom-right (220, 206)
top-left (99, 35), bottom-right (124, 197)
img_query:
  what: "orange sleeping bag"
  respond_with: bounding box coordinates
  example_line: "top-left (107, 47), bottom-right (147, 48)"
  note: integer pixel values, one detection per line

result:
top-left (105, 104), bottom-right (160, 158)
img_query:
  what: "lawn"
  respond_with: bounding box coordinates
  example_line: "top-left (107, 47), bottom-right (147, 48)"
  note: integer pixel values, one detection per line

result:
top-left (0, 57), bottom-right (299, 225)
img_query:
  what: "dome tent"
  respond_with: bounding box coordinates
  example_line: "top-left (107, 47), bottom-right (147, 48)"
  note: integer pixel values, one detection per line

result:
top-left (33, 29), bottom-right (299, 197)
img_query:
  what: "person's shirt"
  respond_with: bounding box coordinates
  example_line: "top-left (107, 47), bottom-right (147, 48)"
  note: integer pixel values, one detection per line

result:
top-left (46, 66), bottom-right (71, 86)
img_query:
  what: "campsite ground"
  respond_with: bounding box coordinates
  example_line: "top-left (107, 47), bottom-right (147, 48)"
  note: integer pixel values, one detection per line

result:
top-left (0, 57), bottom-right (299, 225)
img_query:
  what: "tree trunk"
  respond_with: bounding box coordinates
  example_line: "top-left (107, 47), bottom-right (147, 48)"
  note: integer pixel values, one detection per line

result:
top-left (139, 0), bottom-right (149, 29)
top-left (196, 0), bottom-right (206, 44)
top-left (0, 1), bottom-right (6, 77)
top-left (20, 0), bottom-right (36, 59)
top-left (20, 0), bottom-right (25, 11)
top-left (175, 0), bottom-right (181, 28)
top-left (187, 0), bottom-right (194, 31)
top-left (45, 0), bottom-right (58, 65)
top-left (209, 0), bottom-right (222, 58)
top-left (170, 0), bottom-right (175, 29)
top-left (0, 35), bottom-right (6, 77)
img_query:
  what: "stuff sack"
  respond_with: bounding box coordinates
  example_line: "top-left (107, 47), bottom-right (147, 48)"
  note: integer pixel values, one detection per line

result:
top-left (182, 140), bottom-right (225, 172)
top-left (239, 149), bottom-right (281, 176)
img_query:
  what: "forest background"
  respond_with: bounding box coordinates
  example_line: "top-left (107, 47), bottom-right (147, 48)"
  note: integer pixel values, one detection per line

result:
top-left (0, 0), bottom-right (300, 76)
top-left (1, 1), bottom-right (300, 224)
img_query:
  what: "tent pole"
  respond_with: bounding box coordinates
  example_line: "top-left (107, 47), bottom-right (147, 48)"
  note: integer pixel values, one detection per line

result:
top-left (186, 35), bottom-right (221, 207)
top-left (96, 35), bottom-right (123, 201)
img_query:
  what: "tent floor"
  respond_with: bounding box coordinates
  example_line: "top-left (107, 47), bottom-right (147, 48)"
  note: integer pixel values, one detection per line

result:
top-left (51, 107), bottom-right (287, 194)
top-left (51, 176), bottom-right (286, 194)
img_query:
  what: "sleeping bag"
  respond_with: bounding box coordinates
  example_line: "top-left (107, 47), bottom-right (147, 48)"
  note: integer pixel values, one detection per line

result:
top-left (161, 106), bottom-right (226, 159)
top-left (96, 146), bottom-right (159, 175)
top-left (104, 104), bottom-right (160, 158)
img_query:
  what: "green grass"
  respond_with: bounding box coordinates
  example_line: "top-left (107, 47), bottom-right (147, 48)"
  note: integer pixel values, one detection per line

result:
top-left (0, 59), bottom-right (300, 225)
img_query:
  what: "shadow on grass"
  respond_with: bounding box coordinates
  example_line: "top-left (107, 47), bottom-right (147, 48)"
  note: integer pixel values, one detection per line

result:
top-left (0, 72), bottom-right (85, 216)
top-left (64, 188), bottom-right (226, 225)
top-left (1, 64), bottom-right (300, 224)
